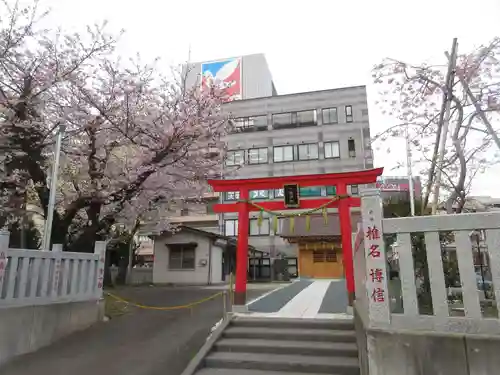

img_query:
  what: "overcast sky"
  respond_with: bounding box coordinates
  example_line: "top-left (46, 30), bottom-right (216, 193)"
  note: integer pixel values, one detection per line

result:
top-left (37, 0), bottom-right (500, 196)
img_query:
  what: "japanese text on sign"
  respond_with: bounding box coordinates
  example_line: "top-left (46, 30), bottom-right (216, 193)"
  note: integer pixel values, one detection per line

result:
top-left (97, 256), bottom-right (105, 289)
top-left (371, 287), bottom-right (385, 302)
top-left (368, 244), bottom-right (381, 258)
top-left (370, 268), bottom-right (384, 283)
top-left (365, 224), bottom-right (386, 303)
top-left (366, 226), bottom-right (381, 241)
top-left (53, 259), bottom-right (62, 293)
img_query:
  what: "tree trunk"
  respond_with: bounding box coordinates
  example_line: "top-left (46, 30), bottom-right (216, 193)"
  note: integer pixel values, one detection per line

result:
top-left (103, 250), bottom-right (114, 287)
top-left (115, 256), bottom-right (129, 285)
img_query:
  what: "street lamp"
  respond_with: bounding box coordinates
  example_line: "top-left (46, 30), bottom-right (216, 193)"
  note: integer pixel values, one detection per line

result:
top-left (41, 124), bottom-right (66, 251)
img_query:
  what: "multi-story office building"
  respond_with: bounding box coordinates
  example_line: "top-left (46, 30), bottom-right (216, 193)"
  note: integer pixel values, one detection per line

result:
top-left (179, 54), bottom-right (374, 277)
top-left (219, 86), bottom-right (374, 259)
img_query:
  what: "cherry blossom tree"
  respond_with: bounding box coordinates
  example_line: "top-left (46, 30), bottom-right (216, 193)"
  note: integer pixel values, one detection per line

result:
top-left (1, 0), bottom-right (231, 250)
top-left (372, 37), bottom-right (500, 213)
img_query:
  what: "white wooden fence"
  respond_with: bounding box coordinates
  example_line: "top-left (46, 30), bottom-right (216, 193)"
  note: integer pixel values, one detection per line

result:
top-left (355, 189), bottom-right (500, 335)
top-left (0, 232), bottom-right (106, 308)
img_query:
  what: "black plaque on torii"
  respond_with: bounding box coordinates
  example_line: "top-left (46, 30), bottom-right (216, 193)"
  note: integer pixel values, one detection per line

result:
top-left (284, 184), bottom-right (300, 208)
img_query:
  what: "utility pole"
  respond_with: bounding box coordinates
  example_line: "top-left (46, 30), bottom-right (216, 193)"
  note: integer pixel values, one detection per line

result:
top-left (431, 38), bottom-right (459, 215)
top-left (41, 124), bottom-right (66, 251)
top-left (126, 233), bottom-right (135, 284)
top-left (405, 123), bottom-right (416, 216)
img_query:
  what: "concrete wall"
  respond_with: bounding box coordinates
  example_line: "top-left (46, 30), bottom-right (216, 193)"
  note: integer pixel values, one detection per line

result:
top-left (354, 305), bottom-right (500, 375)
top-left (0, 299), bottom-right (104, 367)
top-left (353, 308), bottom-right (370, 375)
top-left (110, 267), bottom-right (153, 285)
top-left (153, 231), bottom-right (223, 285)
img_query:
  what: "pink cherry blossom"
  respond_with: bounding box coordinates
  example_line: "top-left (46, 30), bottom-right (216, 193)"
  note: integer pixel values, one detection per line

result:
top-left (0, 0), bottom-right (234, 248)
top-left (372, 37), bottom-right (500, 213)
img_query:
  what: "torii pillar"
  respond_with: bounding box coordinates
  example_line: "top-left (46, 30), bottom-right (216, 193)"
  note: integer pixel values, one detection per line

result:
top-left (208, 168), bottom-right (383, 308)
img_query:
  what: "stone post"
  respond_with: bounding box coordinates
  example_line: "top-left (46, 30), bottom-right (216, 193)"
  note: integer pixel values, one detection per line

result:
top-left (360, 188), bottom-right (391, 327)
top-left (51, 244), bottom-right (63, 298)
top-left (94, 241), bottom-right (107, 299)
top-left (0, 231), bottom-right (10, 297)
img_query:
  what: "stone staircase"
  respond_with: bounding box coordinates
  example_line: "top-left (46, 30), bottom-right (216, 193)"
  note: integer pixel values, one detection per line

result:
top-left (194, 316), bottom-right (360, 375)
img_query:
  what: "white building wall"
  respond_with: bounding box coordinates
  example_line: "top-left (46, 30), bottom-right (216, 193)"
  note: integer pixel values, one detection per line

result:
top-left (210, 245), bottom-right (223, 284)
top-left (152, 231), bottom-right (223, 285)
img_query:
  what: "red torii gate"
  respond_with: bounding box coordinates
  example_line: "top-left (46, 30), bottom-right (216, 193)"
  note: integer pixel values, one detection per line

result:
top-left (208, 167), bottom-right (383, 308)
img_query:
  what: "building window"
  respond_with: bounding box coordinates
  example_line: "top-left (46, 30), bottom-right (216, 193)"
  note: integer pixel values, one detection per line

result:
top-left (273, 145), bottom-right (294, 162)
top-left (225, 191), bottom-right (240, 201)
top-left (324, 141), bottom-right (340, 159)
top-left (313, 250), bottom-right (325, 263)
top-left (274, 217), bottom-right (285, 234)
top-left (326, 186), bottom-right (337, 196)
top-left (250, 190), bottom-right (269, 200)
top-left (180, 208), bottom-right (189, 216)
top-left (233, 116), bottom-right (268, 132)
top-left (296, 110), bottom-right (317, 126)
top-left (345, 105), bottom-right (353, 123)
top-left (274, 189), bottom-right (284, 198)
top-left (250, 115), bottom-right (268, 128)
top-left (226, 150), bottom-right (244, 166)
top-left (272, 113), bottom-right (292, 127)
top-left (248, 147), bottom-right (268, 164)
top-left (250, 218), bottom-right (270, 236)
top-left (273, 111), bottom-right (317, 129)
top-left (348, 139), bottom-right (356, 157)
top-left (313, 249), bottom-right (337, 263)
top-left (224, 219), bottom-right (238, 236)
top-left (168, 245), bottom-right (196, 270)
top-left (298, 143), bottom-right (319, 161)
top-left (299, 186), bottom-right (322, 197)
top-left (326, 250), bottom-right (337, 262)
top-left (322, 108), bottom-right (338, 124)
top-left (350, 185), bottom-right (359, 196)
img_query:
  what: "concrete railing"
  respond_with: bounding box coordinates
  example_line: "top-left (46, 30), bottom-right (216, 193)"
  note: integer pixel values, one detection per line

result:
top-left (354, 189), bottom-right (500, 375)
top-left (0, 233), bottom-right (106, 308)
top-left (0, 232), bottom-right (107, 366)
top-left (355, 189), bottom-right (500, 335)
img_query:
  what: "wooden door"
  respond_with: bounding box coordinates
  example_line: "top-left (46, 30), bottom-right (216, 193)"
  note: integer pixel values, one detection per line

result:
top-left (299, 247), bottom-right (344, 279)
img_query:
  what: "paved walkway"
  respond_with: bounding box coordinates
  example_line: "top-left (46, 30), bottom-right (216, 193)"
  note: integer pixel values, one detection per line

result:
top-left (244, 279), bottom-right (351, 319)
top-left (0, 286), bottom-right (272, 375)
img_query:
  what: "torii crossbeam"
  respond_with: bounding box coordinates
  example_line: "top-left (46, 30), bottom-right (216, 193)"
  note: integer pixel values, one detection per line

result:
top-left (208, 168), bottom-right (383, 308)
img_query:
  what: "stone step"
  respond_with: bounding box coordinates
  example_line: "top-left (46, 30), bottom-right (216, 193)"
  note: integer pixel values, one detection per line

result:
top-left (215, 338), bottom-right (358, 357)
top-left (196, 368), bottom-right (344, 375)
top-left (232, 317), bottom-right (354, 331)
top-left (204, 352), bottom-right (360, 375)
top-left (223, 327), bottom-right (357, 343)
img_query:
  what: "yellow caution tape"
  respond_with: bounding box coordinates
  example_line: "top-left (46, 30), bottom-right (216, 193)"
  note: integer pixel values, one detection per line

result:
top-left (104, 291), bottom-right (224, 311)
